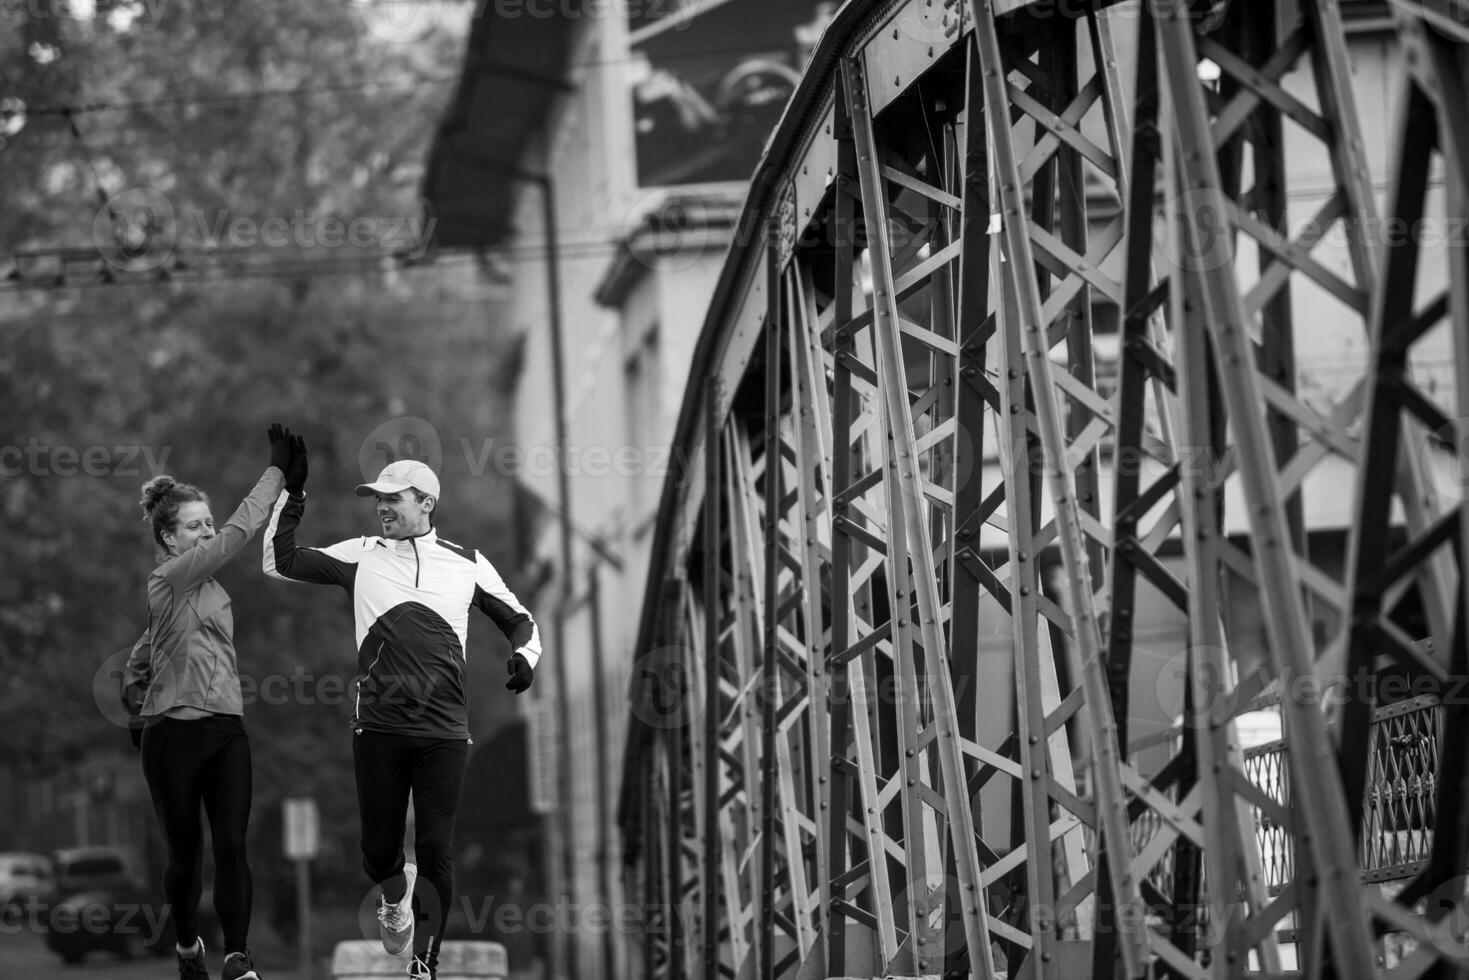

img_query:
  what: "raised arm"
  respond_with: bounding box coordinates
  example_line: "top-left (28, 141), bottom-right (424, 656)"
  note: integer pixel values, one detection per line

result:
top-left (154, 465), bottom-right (285, 592)
top-left (262, 490), bottom-right (359, 588)
top-left (151, 425), bottom-right (292, 592)
top-left (261, 429), bottom-right (359, 587)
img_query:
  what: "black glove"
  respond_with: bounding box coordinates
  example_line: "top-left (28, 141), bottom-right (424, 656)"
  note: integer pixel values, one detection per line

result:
top-left (505, 653), bottom-right (534, 694)
top-left (268, 422), bottom-right (292, 473)
top-left (284, 433), bottom-right (309, 495)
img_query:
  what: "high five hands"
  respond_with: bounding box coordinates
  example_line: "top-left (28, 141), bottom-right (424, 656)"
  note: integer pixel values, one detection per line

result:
top-left (267, 422), bottom-right (309, 494)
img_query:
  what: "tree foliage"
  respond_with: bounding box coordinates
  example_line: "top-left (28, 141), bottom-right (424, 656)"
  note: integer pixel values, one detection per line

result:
top-left (0, 0), bottom-right (530, 888)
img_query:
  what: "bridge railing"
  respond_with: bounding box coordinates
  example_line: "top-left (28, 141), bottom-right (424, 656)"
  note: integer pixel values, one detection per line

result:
top-left (1132, 693), bottom-right (1443, 900)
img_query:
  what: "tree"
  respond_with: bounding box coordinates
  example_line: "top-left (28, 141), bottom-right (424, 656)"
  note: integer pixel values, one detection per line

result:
top-left (0, 0), bottom-right (527, 921)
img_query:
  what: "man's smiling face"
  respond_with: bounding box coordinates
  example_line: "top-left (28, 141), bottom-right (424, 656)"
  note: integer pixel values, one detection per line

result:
top-left (373, 489), bottom-right (433, 539)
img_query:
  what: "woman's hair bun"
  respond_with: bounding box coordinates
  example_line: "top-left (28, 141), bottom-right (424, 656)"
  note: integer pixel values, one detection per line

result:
top-left (140, 475), bottom-right (179, 515)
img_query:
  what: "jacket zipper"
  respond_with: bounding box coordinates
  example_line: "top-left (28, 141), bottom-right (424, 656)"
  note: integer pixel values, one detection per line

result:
top-left (411, 538), bottom-right (420, 588)
top-left (355, 641), bottom-right (387, 726)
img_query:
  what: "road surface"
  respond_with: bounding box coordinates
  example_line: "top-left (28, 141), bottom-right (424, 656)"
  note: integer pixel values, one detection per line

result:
top-left (0, 927), bottom-right (317, 980)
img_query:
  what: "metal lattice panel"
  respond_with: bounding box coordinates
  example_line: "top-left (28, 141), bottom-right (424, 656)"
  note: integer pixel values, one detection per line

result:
top-left (616, 1), bottom-right (1469, 977)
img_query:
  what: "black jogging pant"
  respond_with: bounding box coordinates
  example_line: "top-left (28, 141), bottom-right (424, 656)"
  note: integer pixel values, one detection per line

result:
top-left (353, 730), bottom-right (468, 959)
top-left (140, 715), bottom-right (254, 954)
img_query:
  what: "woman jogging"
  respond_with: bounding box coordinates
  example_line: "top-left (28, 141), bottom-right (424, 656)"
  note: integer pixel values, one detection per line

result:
top-left (126, 423), bottom-right (306, 980)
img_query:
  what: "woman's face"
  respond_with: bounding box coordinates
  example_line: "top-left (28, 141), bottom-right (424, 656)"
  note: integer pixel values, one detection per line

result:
top-left (163, 500), bottom-right (215, 555)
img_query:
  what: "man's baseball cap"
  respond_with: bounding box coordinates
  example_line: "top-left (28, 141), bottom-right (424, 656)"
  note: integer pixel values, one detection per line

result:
top-left (355, 459), bottom-right (441, 500)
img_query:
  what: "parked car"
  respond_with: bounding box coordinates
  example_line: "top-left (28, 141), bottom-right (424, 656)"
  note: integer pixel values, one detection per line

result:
top-left (51, 846), bottom-right (134, 896)
top-left (0, 851), bottom-right (55, 921)
top-left (43, 846), bottom-right (220, 965)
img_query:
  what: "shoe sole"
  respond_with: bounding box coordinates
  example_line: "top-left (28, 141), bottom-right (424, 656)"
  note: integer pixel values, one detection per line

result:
top-left (381, 924), bottom-right (413, 957)
top-left (379, 910), bottom-right (413, 957)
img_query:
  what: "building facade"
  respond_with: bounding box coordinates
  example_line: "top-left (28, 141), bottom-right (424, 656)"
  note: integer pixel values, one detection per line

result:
top-left (428, 3), bottom-right (842, 977)
top-left (427, 1), bottom-right (1459, 977)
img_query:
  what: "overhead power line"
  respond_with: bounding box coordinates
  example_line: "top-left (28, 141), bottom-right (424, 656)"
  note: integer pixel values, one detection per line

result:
top-left (23, 77), bottom-right (457, 117)
top-left (0, 232), bottom-right (697, 292)
top-left (15, 37), bottom-right (819, 119)
top-left (1, 248), bottom-right (468, 292)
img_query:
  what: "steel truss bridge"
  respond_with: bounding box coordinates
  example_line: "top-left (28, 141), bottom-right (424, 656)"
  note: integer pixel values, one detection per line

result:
top-left (616, 0), bottom-right (1469, 976)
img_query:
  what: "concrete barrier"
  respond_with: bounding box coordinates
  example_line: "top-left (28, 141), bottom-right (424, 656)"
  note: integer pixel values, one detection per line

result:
top-left (330, 940), bottom-right (508, 979)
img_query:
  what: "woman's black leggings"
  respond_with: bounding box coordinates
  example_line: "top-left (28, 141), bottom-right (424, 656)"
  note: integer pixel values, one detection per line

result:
top-left (353, 730), bottom-right (468, 958)
top-left (141, 715), bottom-right (253, 953)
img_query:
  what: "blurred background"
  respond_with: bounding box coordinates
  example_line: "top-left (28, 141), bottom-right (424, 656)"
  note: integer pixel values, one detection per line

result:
top-left (0, 0), bottom-right (838, 976)
top-left (0, 0), bottom-right (535, 974)
top-left (5, 0), bottom-right (1467, 978)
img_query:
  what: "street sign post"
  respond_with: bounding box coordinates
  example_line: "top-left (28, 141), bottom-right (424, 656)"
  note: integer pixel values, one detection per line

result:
top-left (283, 797), bottom-right (319, 978)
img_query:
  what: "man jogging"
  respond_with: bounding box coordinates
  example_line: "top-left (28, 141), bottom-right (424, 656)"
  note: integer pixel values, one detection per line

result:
top-left (261, 443), bottom-right (539, 980)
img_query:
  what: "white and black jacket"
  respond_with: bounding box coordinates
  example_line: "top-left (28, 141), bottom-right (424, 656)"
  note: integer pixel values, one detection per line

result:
top-left (263, 491), bottom-right (541, 740)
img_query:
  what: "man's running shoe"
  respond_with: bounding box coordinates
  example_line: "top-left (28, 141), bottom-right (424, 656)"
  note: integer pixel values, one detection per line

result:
top-left (377, 861), bottom-right (417, 956)
top-left (177, 939), bottom-right (210, 980)
top-left (222, 948), bottom-right (260, 980)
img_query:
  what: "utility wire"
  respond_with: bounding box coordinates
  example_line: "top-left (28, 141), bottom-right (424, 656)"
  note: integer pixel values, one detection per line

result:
top-left (6, 227), bottom-right (705, 269)
top-left (16, 37), bottom-right (818, 119)
top-left (23, 77), bottom-right (456, 117)
top-left (4, 199), bottom-right (743, 287)
top-left (0, 251), bottom-right (468, 292)
top-left (0, 233), bottom-right (710, 291)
